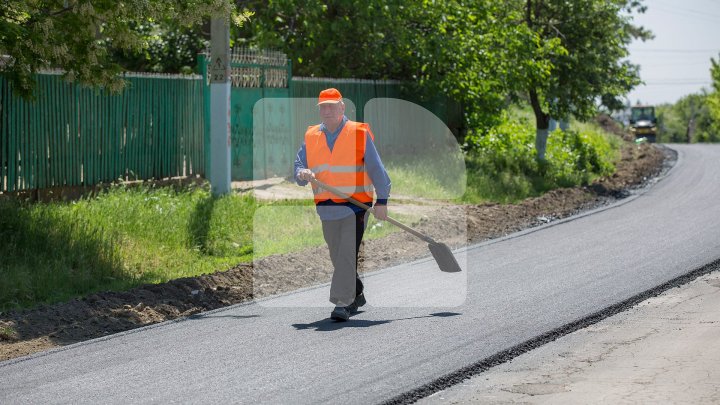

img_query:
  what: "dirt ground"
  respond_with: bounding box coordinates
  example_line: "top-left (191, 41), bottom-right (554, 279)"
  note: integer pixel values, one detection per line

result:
top-left (0, 140), bottom-right (669, 362)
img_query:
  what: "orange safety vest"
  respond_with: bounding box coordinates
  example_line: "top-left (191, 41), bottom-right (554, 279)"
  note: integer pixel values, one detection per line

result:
top-left (305, 121), bottom-right (375, 204)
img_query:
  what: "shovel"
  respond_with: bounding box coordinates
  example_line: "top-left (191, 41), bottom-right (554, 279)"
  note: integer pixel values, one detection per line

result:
top-left (309, 178), bottom-right (462, 273)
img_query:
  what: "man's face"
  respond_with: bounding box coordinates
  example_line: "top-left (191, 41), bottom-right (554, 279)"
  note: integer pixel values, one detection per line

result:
top-left (319, 102), bottom-right (345, 127)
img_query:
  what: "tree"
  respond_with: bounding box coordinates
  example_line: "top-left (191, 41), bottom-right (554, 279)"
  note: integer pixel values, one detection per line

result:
top-left (399, 1), bottom-right (559, 136)
top-left (0, 0), bottom-right (250, 99)
top-left (236, 0), bottom-right (556, 135)
top-left (108, 21), bottom-right (209, 75)
top-left (708, 55), bottom-right (720, 139)
top-left (657, 93), bottom-right (715, 143)
top-left (520, 0), bottom-right (652, 159)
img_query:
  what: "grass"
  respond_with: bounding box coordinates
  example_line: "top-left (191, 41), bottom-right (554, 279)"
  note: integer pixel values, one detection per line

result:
top-left (0, 183), bottom-right (415, 312)
top-left (0, 325), bottom-right (18, 341)
top-left (384, 154), bottom-right (466, 201)
top-left (252, 202), bottom-right (411, 258)
top-left (0, 183), bottom-right (256, 311)
top-left (460, 115), bottom-right (622, 204)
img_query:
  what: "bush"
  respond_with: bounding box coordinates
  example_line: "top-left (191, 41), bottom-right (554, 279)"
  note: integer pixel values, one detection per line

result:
top-left (462, 115), bottom-right (619, 203)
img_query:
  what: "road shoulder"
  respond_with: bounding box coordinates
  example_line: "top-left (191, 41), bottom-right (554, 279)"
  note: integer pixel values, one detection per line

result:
top-left (420, 270), bottom-right (720, 404)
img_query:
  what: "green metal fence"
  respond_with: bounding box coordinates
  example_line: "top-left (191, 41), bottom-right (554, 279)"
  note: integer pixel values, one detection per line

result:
top-left (290, 77), bottom-right (464, 149)
top-left (0, 71), bottom-right (205, 193)
top-left (289, 77), bottom-right (464, 160)
top-left (198, 50), bottom-right (293, 181)
top-left (290, 77), bottom-right (404, 122)
top-left (1, 53), bottom-right (465, 192)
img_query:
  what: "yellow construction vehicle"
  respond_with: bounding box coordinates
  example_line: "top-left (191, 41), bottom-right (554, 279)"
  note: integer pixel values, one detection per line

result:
top-left (629, 105), bottom-right (657, 142)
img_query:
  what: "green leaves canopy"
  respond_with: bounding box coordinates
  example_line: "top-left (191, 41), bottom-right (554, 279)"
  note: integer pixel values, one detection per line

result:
top-left (708, 55), bottom-right (720, 137)
top-left (237, 0), bottom-right (556, 132)
top-left (522, 0), bottom-right (651, 129)
top-left (3, 0), bottom-right (650, 143)
top-left (238, 0), bottom-right (648, 140)
top-left (0, 0), bottom-right (249, 98)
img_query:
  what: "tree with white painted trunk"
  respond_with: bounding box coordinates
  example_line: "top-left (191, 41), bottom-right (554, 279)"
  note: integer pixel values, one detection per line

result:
top-left (521, 0), bottom-right (652, 160)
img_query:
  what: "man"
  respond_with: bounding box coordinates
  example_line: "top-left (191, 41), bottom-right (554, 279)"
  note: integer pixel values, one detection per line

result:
top-left (294, 88), bottom-right (391, 321)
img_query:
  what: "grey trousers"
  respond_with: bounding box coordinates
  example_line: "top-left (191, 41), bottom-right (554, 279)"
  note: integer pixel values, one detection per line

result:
top-left (322, 211), bottom-right (367, 307)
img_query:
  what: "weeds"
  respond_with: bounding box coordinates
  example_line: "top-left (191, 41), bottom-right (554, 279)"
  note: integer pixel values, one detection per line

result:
top-left (461, 114), bottom-right (620, 203)
top-left (0, 183), bottom-right (412, 311)
top-left (0, 324), bottom-right (18, 341)
top-left (0, 184), bottom-right (256, 311)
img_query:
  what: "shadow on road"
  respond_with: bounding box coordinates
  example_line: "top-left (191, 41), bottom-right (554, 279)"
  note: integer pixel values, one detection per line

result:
top-left (292, 312), bottom-right (461, 332)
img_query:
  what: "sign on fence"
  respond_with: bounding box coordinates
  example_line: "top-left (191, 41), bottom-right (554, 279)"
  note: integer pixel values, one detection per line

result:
top-left (199, 48), bottom-right (292, 181)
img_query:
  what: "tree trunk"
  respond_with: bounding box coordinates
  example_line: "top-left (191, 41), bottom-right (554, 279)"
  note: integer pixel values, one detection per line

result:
top-left (526, 1), bottom-right (551, 161)
top-left (686, 116), bottom-right (696, 143)
top-left (535, 128), bottom-right (550, 161)
top-left (529, 89), bottom-right (551, 161)
top-left (686, 99), bottom-right (697, 143)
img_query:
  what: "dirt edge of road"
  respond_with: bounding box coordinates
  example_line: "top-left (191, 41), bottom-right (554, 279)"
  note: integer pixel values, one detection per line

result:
top-left (0, 142), bottom-right (670, 362)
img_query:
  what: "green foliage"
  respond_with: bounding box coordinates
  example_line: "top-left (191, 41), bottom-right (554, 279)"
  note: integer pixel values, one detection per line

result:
top-left (522, 0), bottom-right (650, 122)
top-left (0, 0), bottom-right (251, 99)
top-left (250, 200), bottom-right (404, 261)
top-left (251, 204), bottom-right (325, 258)
top-left (384, 152), bottom-right (467, 201)
top-left (0, 184), bottom-right (257, 310)
top-left (237, 0), bottom-right (556, 131)
top-left (466, 117), bottom-right (538, 176)
top-left (385, 163), bottom-right (462, 201)
top-left (518, 0), bottom-right (650, 160)
top-left (546, 126), bottom-right (618, 185)
top-left (656, 93), bottom-right (718, 143)
top-left (3, 0), bottom-right (650, 144)
top-left (707, 55), bottom-right (720, 137)
top-left (0, 182), bottom-right (412, 311)
top-left (0, 325), bottom-right (18, 341)
top-left (108, 22), bottom-right (207, 75)
top-left (0, 197), bottom-right (125, 310)
top-left (655, 54), bottom-right (720, 143)
top-left (238, 0), bottom-right (648, 148)
top-left (236, 1), bottom-right (402, 80)
top-left (462, 114), bottom-right (619, 203)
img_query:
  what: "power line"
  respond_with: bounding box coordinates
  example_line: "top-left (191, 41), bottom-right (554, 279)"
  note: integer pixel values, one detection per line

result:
top-left (643, 77), bottom-right (711, 81)
top-left (654, 0), bottom-right (720, 20)
top-left (629, 49), bottom-right (719, 53)
top-left (651, 2), bottom-right (720, 24)
top-left (644, 81), bottom-right (711, 84)
top-left (641, 61), bottom-right (713, 67)
top-left (693, 0), bottom-right (720, 10)
top-left (643, 82), bottom-right (712, 86)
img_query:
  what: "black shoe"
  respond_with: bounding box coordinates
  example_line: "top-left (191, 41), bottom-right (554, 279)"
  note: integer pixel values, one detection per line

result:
top-left (331, 306), bottom-right (350, 321)
top-left (347, 293), bottom-right (366, 313)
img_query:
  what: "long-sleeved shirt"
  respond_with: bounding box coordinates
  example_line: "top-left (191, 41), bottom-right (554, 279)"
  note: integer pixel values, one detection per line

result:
top-left (294, 115), bottom-right (391, 221)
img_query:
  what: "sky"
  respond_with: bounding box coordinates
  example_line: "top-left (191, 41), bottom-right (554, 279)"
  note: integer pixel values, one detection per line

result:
top-left (625, 0), bottom-right (720, 106)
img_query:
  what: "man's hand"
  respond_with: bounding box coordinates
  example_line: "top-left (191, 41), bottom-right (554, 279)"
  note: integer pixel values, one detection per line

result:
top-left (297, 169), bottom-right (315, 182)
top-left (373, 204), bottom-right (388, 221)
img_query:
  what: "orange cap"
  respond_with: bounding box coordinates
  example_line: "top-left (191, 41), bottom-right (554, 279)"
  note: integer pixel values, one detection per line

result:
top-left (317, 88), bottom-right (342, 105)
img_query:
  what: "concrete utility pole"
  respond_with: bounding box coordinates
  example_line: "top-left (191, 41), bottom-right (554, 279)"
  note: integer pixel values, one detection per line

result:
top-left (209, 18), bottom-right (231, 196)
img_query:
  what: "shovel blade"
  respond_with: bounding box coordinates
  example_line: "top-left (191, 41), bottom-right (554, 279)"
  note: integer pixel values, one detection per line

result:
top-left (428, 242), bottom-right (462, 273)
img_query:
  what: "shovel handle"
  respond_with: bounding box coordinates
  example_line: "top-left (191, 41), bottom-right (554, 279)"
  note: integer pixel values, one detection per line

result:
top-left (308, 178), bottom-right (435, 244)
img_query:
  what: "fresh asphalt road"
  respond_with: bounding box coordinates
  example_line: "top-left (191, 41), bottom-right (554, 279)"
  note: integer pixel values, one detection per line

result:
top-left (2, 144), bottom-right (719, 405)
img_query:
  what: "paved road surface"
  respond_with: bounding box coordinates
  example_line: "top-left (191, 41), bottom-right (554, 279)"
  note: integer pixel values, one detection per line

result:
top-left (1, 144), bottom-right (718, 404)
top-left (419, 270), bottom-right (720, 404)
